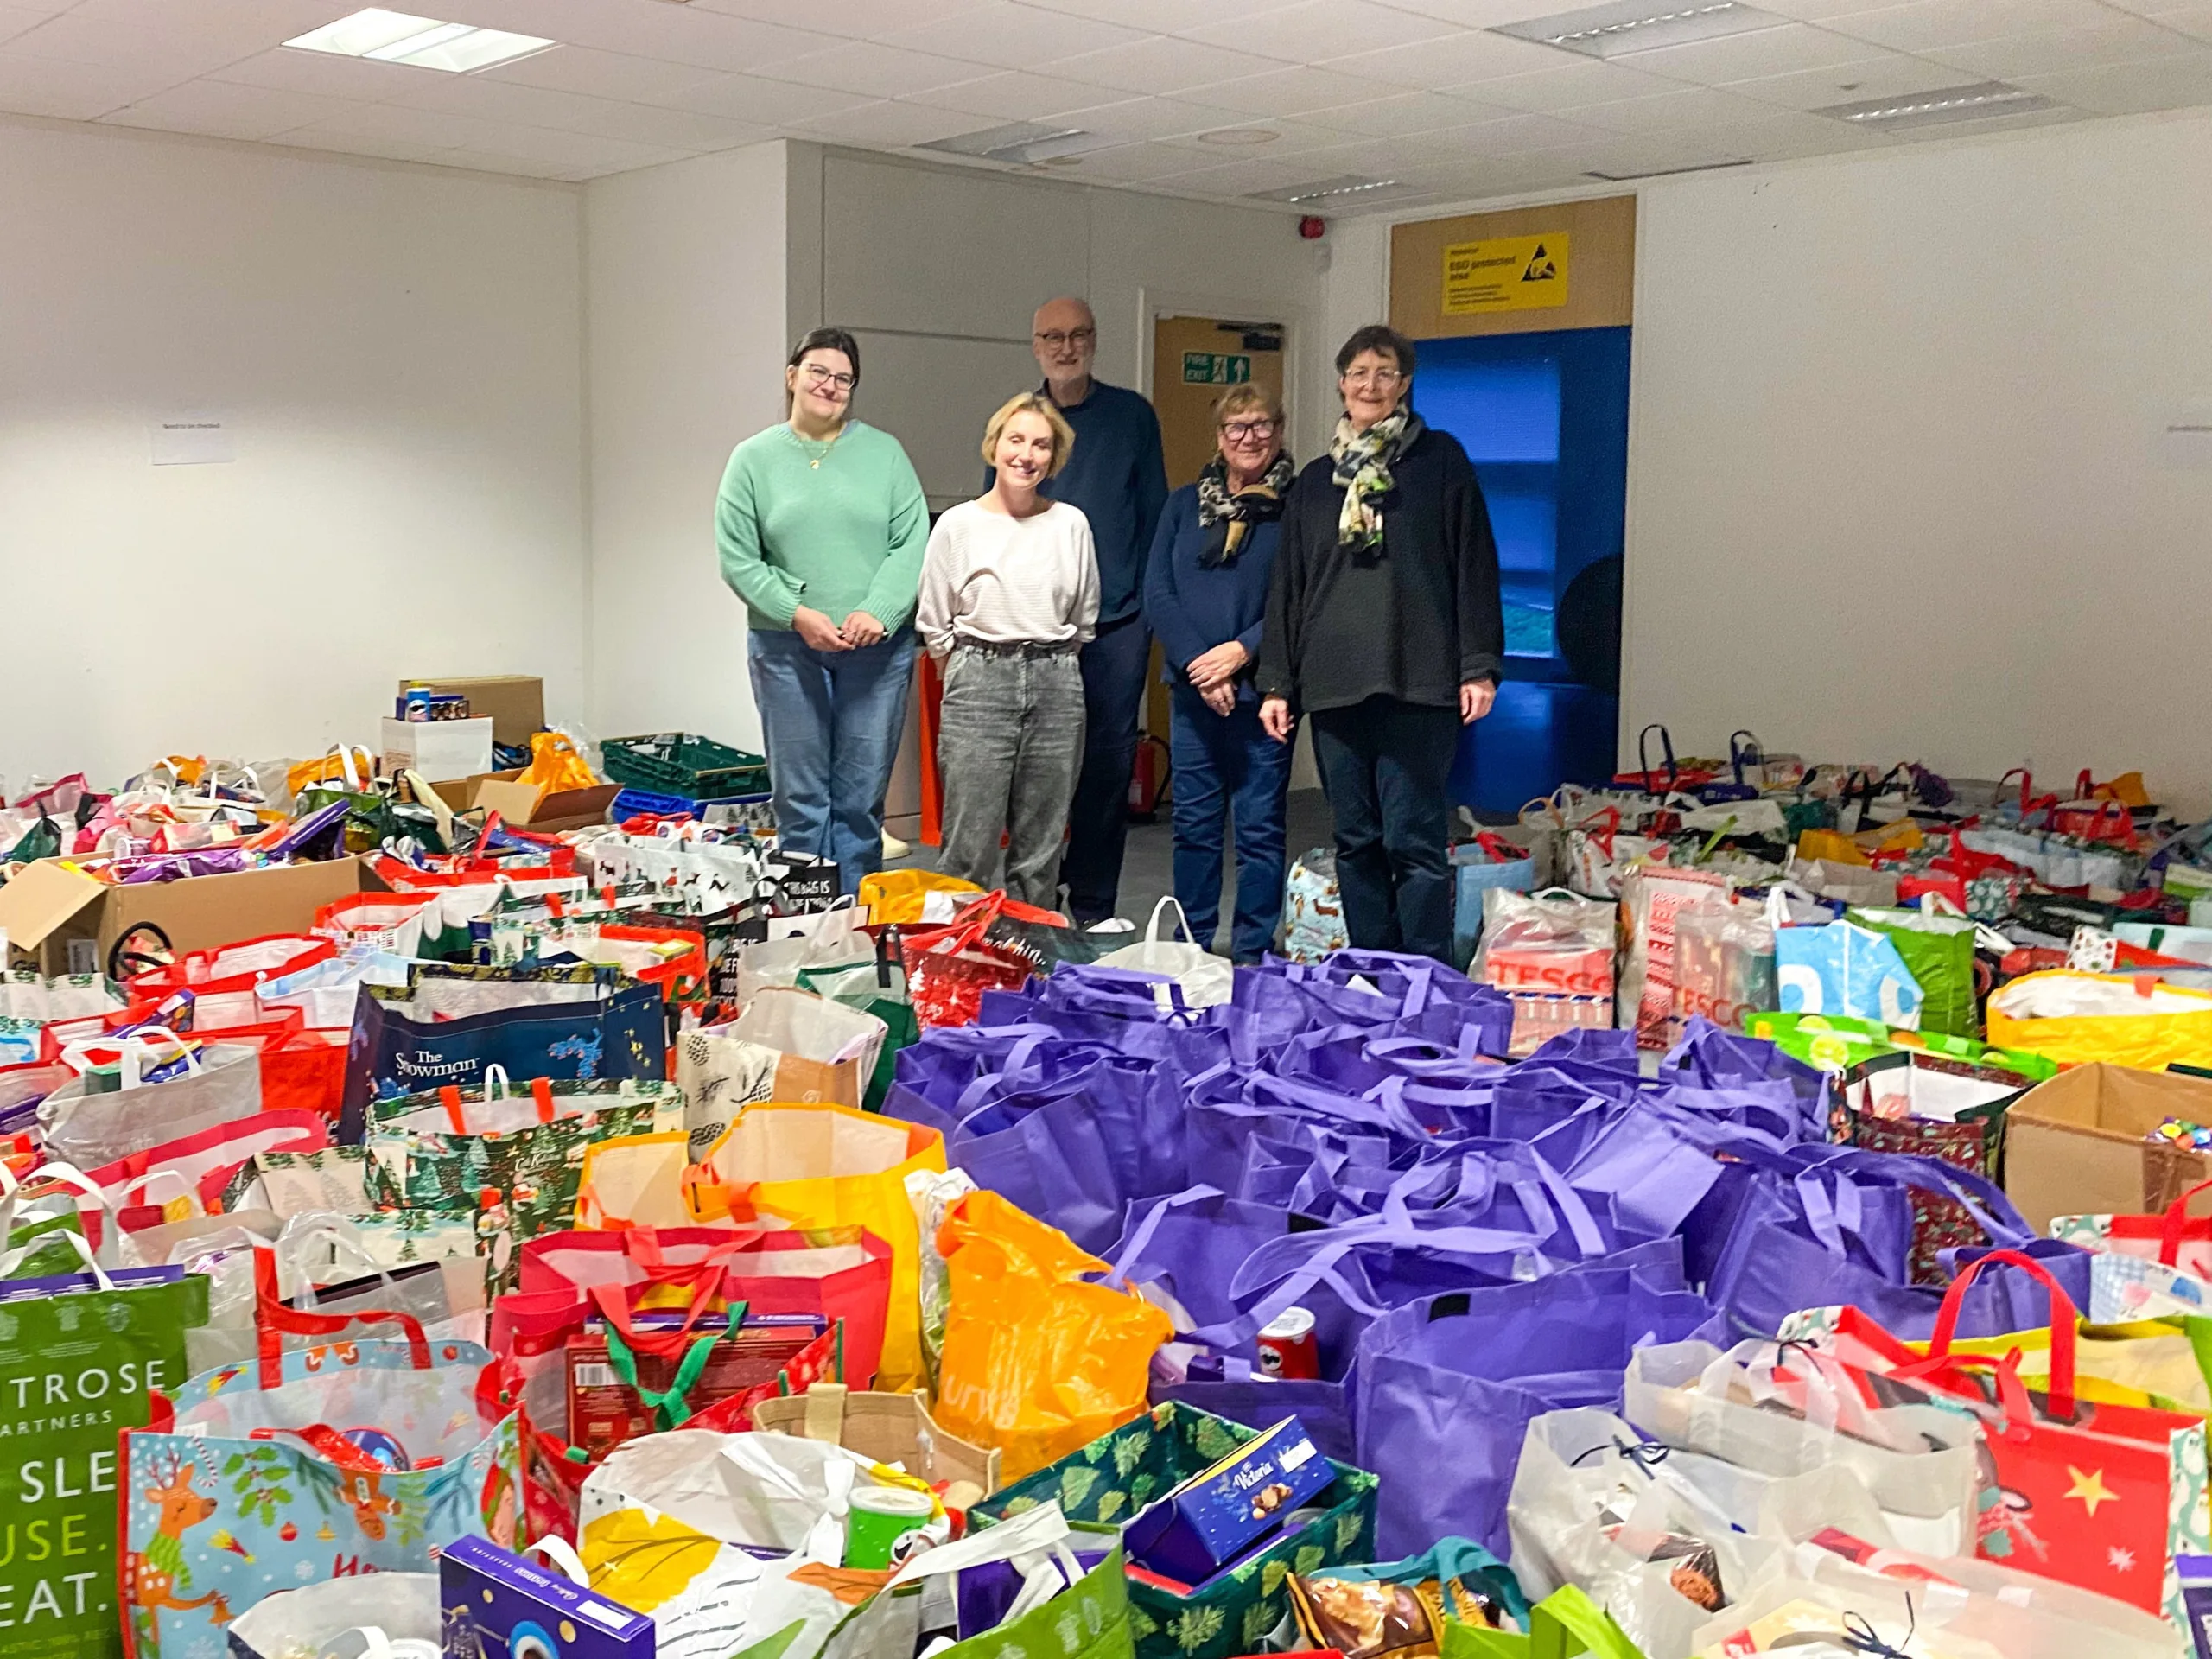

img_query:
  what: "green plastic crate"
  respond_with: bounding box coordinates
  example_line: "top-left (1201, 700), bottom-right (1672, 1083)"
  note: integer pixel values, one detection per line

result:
top-left (601, 732), bottom-right (768, 799)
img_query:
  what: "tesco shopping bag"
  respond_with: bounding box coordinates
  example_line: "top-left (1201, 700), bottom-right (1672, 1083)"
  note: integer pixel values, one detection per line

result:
top-left (1772, 918), bottom-right (1923, 1029)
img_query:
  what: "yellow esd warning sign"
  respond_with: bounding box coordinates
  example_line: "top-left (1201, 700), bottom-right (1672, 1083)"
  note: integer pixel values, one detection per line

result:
top-left (1441, 232), bottom-right (1571, 315)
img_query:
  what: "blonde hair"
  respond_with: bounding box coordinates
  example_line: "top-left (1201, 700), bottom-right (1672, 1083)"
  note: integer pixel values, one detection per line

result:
top-left (1213, 383), bottom-right (1285, 428)
top-left (981, 392), bottom-right (1077, 477)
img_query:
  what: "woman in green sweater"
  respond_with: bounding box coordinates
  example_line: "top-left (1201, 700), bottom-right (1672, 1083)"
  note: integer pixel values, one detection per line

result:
top-left (716, 327), bottom-right (929, 894)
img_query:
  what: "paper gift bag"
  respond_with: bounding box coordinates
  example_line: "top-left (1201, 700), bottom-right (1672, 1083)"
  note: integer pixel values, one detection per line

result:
top-left (1809, 1248), bottom-right (2209, 1618)
top-left (677, 990), bottom-right (883, 1150)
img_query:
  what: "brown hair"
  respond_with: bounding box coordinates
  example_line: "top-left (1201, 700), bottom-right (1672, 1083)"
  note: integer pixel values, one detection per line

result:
top-left (980, 391), bottom-right (1077, 477)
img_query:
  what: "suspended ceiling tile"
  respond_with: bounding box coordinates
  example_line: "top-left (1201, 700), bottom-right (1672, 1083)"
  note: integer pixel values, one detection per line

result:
top-left (1187, 63), bottom-right (1418, 114)
top-left (2012, 48), bottom-right (2212, 111)
top-left (1306, 87), bottom-right (1520, 134)
top-left (880, 3), bottom-right (1150, 69)
top-left (1043, 35), bottom-right (1292, 94)
top-left (1724, 50), bottom-right (1973, 108)
top-left (1918, 16), bottom-right (2202, 79)
top-left (757, 39), bottom-right (996, 99)
top-left (1183, 0), bottom-right (1465, 61)
top-left (99, 78), bottom-right (355, 140)
top-left (1321, 27), bottom-right (1585, 88)
top-left (648, 73), bottom-right (876, 125)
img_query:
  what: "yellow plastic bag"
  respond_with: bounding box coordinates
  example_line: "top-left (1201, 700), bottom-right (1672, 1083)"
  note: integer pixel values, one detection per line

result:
top-left (1986, 970), bottom-right (2212, 1071)
top-left (931, 1190), bottom-right (1173, 1484)
top-left (857, 869), bottom-right (984, 925)
top-left (1914, 1319), bottom-right (2210, 1414)
top-left (286, 743), bottom-right (377, 797)
top-left (690, 1103), bottom-right (945, 1392)
top-left (1796, 830), bottom-right (1867, 867)
top-left (518, 730), bottom-right (598, 794)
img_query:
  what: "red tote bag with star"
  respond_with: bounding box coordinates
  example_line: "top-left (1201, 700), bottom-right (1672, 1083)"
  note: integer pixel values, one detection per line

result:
top-left (1802, 1249), bottom-right (2204, 1615)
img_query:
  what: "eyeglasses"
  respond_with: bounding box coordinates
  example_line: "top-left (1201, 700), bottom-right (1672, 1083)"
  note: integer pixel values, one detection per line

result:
top-left (1220, 419), bottom-right (1279, 442)
top-left (1033, 327), bottom-right (1096, 350)
top-left (1342, 368), bottom-right (1406, 388)
top-left (800, 365), bottom-right (856, 391)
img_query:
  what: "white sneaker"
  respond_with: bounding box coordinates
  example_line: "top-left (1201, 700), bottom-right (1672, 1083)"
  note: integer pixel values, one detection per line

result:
top-left (881, 830), bottom-right (911, 859)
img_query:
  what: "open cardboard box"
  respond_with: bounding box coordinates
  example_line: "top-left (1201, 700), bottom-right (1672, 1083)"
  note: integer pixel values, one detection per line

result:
top-left (2004, 1062), bottom-right (2212, 1230)
top-left (417, 771), bottom-right (623, 834)
top-left (396, 675), bottom-right (543, 747)
top-left (0, 855), bottom-right (383, 978)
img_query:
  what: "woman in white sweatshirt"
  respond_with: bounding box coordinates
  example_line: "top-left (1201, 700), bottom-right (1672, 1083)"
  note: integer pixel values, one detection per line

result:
top-left (917, 392), bottom-right (1101, 909)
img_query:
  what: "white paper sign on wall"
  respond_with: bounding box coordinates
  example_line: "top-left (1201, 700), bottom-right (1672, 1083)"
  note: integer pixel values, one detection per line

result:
top-left (150, 416), bottom-right (232, 466)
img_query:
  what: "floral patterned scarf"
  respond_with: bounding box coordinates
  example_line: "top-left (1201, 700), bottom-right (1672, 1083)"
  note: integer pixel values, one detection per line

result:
top-left (1330, 405), bottom-right (1424, 553)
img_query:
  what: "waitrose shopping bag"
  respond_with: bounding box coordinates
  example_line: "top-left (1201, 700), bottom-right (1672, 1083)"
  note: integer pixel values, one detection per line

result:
top-left (0, 1264), bottom-right (207, 1659)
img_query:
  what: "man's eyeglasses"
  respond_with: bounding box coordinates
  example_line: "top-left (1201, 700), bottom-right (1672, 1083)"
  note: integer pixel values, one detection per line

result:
top-left (1034, 327), bottom-right (1096, 350)
top-left (1220, 419), bottom-right (1279, 442)
top-left (1342, 368), bottom-right (1406, 388)
top-left (801, 365), bottom-right (856, 391)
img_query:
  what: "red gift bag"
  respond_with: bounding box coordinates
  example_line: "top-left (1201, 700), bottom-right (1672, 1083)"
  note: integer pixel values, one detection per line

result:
top-left (514, 1224), bottom-right (893, 1390)
top-left (1814, 1248), bottom-right (2202, 1612)
top-left (901, 892), bottom-right (1035, 1027)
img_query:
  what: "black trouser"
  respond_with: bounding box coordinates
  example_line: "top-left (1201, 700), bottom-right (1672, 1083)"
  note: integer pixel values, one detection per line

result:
top-left (1310, 695), bottom-right (1459, 964)
top-left (1059, 613), bottom-right (1150, 923)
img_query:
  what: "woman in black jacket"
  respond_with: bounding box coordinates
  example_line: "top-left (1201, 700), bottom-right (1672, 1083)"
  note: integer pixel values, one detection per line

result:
top-left (1257, 323), bottom-right (1503, 964)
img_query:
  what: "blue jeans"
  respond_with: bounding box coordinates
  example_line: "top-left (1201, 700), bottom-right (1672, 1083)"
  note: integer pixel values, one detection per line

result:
top-left (1169, 682), bottom-right (1291, 961)
top-left (1310, 696), bottom-right (1459, 965)
top-left (746, 625), bottom-right (917, 896)
top-left (1061, 614), bottom-right (1151, 923)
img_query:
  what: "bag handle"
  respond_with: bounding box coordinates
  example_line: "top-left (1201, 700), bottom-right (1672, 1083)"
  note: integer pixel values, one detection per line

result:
top-left (252, 1249), bottom-right (430, 1386)
top-left (1637, 723), bottom-right (1677, 794)
top-left (603, 1321), bottom-right (733, 1431)
top-left (585, 1271), bottom-right (725, 1360)
top-left (1144, 894), bottom-right (1194, 946)
top-left (1923, 1246), bottom-right (2076, 1421)
top-left (1727, 730), bottom-right (1763, 787)
top-left (2158, 1176), bottom-right (2212, 1266)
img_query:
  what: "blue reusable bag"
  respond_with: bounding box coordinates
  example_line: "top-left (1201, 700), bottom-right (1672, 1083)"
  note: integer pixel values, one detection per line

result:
top-left (340, 963), bottom-right (665, 1142)
top-left (1773, 918), bottom-right (1925, 1028)
top-left (1452, 834), bottom-right (1536, 969)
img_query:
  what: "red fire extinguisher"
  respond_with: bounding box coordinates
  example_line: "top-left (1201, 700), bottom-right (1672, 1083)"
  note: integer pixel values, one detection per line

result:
top-left (1128, 735), bottom-right (1171, 821)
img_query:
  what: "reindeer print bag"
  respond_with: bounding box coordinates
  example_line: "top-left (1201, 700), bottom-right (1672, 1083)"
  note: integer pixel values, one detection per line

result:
top-left (0, 1265), bottom-right (206, 1659)
top-left (121, 1304), bottom-right (520, 1659)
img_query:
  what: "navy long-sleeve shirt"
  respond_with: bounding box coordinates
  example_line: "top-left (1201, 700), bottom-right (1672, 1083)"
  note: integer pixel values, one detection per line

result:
top-left (1142, 485), bottom-right (1281, 701)
top-left (988, 379), bottom-right (1166, 626)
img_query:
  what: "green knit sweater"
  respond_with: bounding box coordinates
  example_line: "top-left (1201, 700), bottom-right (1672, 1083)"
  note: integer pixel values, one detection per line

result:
top-left (715, 420), bottom-right (929, 632)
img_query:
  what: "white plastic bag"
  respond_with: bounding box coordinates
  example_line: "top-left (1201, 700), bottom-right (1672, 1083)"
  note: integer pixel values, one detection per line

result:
top-left (1094, 897), bottom-right (1235, 1007)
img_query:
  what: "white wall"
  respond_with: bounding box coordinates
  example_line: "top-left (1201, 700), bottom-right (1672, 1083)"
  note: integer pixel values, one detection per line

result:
top-left (800, 149), bottom-right (1335, 503)
top-left (0, 119), bottom-right (585, 787)
top-left (1622, 111), bottom-right (2212, 814)
top-left (582, 140), bottom-right (789, 752)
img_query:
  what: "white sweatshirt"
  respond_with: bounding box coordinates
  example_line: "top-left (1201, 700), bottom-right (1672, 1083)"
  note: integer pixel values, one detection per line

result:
top-left (916, 499), bottom-right (1102, 658)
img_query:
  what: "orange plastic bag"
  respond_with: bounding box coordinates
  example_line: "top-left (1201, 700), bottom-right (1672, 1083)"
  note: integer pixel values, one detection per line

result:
top-left (931, 1191), bottom-right (1172, 1483)
top-left (518, 731), bottom-right (598, 794)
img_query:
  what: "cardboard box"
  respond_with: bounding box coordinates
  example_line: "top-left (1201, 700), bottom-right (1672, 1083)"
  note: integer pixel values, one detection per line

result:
top-left (396, 674), bottom-right (544, 747)
top-left (474, 772), bottom-right (624, 832)
top-left (440, 1535), bottom-right (652, 1658)
top-left (0, 856), bottom-right (380, 978)
top-left (2005, 1062), bottom-right (2212, 1231)
top-left (380, 715), bottom-right (493, 781)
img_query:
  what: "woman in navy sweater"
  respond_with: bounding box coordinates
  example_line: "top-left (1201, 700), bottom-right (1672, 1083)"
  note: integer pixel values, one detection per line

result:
top-left (1141, 385), bottom-right (1294, 962)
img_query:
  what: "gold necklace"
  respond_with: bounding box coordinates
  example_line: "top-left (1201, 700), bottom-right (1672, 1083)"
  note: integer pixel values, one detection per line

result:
top-left (791, 422), bottom-right (844, 469)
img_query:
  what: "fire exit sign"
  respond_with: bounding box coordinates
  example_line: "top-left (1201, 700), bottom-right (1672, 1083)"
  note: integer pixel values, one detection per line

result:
top-left (1181, 352), bottom-right (1251, 385)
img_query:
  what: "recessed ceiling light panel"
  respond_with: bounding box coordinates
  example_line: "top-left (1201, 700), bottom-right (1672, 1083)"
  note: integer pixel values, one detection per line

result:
top-left (1250, 175), bottom-right (1406, 204)
top-left (917, 122), bottom-right (1116, 165)
top-left (1491, 0), bottom-right (1785, 59)
top-left (1812, 79), bottom-right (2058, 130)
top-left (283, 7), bottom-right (554, 72)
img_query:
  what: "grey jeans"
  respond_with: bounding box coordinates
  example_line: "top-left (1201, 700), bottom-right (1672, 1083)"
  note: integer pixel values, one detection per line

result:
top-left (936, 645), bottom-right (1086, 909)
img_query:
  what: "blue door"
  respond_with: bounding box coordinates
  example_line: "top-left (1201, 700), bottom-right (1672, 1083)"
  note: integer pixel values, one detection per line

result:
top-left (1411, 327), bottom-right (1629, 816)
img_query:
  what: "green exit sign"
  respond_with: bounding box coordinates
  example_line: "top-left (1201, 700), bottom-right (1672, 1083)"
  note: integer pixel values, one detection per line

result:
top-left (1181, 352), bottom-right (1251, 385)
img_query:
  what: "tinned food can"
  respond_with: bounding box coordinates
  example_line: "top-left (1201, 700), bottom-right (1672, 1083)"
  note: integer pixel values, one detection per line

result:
top-left (1255, 1305), bottom-right (1319, 1379)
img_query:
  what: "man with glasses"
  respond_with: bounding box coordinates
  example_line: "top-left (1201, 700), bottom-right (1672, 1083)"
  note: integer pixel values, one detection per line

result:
top-left (990, 295), bottom-right (1167, 926)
